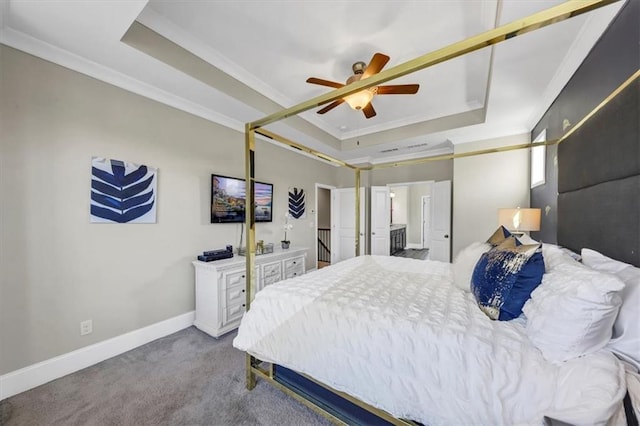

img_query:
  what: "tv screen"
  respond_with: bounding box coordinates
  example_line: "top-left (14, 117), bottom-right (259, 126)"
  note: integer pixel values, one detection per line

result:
top-left (211, 174), bottom-right (273, 223)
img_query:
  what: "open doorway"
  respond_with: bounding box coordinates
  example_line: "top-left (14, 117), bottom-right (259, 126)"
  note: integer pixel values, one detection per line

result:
top-left (315, 183), bottom-right (333, 270)
top-left (387, 181), bottom-right (433, 260)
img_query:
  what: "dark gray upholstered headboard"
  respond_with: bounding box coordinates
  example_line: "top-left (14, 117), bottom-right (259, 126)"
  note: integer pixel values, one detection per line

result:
top-left (531, 0), bottom-right (639, 259)
top-left (557, 78), bottom-right (639, 267)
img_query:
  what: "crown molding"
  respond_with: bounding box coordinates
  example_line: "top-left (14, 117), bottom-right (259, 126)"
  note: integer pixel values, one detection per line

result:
top-left (136, 7), bottom-right (344, 140)
top-left (1, 27), bottom-right (244, 132)
top-left (1, 27), bottom-right (346, 168)
top-left (347, 146), bottom-right (454, 167)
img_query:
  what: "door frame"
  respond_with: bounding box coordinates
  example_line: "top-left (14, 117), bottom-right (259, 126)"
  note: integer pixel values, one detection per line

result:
top-left (315, 183), bottom-right (335, 270)
top-left (421, 195), bottom-right (431, 249)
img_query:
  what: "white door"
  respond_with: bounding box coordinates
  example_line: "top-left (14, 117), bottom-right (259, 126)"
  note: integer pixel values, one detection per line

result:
top-left (331, 187), bottom-right (365, 263)
top-left (421, 196), bottom-right (431, 249)
top-left (370, 186), bottom-right (390, 256)
top-left (429, 180), bottom-right (451, 262)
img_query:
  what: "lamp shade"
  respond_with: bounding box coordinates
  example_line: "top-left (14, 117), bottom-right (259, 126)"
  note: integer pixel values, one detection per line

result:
top-left (498, 208), bottom-right (541, 232)
top-left (344, 89), bottom-right (375, 110)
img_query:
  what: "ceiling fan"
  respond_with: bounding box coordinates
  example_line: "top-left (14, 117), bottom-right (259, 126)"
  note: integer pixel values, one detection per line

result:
top-left (306, 53), bottom-right (420, 119)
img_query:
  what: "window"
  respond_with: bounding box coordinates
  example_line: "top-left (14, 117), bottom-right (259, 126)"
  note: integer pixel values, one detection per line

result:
top-left (531, 129), bottom-right (546, 188)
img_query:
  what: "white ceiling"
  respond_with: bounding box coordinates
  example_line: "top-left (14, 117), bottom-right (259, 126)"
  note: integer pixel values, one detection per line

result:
top-left (0, 0), bottom-right (623, 164)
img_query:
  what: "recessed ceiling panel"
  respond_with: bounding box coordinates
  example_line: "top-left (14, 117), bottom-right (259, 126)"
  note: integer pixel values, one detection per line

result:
top-left (1, 0), bottom-right (624, 163)
top-left (146, 0), bottom-right (498, 138)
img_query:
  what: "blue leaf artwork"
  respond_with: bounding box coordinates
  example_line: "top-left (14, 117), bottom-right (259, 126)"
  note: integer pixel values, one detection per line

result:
top-left (90, 157), bottom-right (157, 223)
top-left (288, 187), bottom-right (305, 219)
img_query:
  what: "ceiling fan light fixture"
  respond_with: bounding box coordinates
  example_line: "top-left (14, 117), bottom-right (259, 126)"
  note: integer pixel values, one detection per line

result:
top-left (344, 88), bottom-right (375, 110)
top-left (306, 53), bottom-right (416, 118)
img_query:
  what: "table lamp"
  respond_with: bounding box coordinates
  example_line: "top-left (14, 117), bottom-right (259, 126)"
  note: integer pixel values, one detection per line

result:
top-left (498, 208), bottom-right (541, 237)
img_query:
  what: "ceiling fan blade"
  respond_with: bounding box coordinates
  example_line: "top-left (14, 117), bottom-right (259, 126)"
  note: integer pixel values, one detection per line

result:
top-left (316, 99), bottom-right (345, 114)
top-left (377, 84), bottom-right (420, 95)
top-left (363, 103), bottom-right (376, 119)
top-left (362, 53), bottom-right (390, 79)
top-left (306, 77), bottom-right (345, 89)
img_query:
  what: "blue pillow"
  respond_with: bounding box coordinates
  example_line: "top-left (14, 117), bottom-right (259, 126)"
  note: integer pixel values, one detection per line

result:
top-left (471, 236), bottom-right (545, 321)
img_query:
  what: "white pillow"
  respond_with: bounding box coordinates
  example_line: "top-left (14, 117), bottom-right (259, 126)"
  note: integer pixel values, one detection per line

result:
top-left (582, 248), bottom-right (640, 372)
top-left (541, 243), bottom-right (580, 271)
top-left (452, 242), bottom-right (491, 292)
top-left (582, 248), bottom-right (633, 274)
top-left (516, 233), bottom-right (539, 245)
top-left (523, 261), bottom-right (625, 362)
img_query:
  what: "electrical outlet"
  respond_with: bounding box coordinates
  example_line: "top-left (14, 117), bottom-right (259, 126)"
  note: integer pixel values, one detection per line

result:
top-left (80, 319), bottom-right (93, 336)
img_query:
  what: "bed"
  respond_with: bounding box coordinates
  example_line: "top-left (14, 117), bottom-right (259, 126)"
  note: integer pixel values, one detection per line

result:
top-left (234, 0), bottom-right (639, 424)
top-left (234, 252), bottom-right (632, 424)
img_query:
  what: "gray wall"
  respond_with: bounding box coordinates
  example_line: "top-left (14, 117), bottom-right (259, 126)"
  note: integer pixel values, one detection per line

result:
top-left (530, 0), bottom-right (639, 243)
top-left (0, 46), bottom-right (340, 374)
top-left (453, 134), bottom-right (531, 257)
top-left (370, 160), bottom-right (453, 186)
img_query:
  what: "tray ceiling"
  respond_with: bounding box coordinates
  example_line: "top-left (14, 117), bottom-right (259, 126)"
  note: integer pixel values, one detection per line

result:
top-left (0, 0), bottom-right (624, 163)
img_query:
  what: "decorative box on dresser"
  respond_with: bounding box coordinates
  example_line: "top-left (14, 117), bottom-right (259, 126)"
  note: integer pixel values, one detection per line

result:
top-left (192, 247), bottom-right (307, 338)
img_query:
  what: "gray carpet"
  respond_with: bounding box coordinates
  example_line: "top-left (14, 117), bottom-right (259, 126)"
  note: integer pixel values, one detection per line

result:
top-left (0, 327), bottom-right (332, 425)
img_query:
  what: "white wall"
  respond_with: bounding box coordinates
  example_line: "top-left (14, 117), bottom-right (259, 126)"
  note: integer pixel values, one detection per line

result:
top-left (390, 186), bottom-right (408, 225)
top-left (0, 46), bottom-right (339, 375)
top-left (452, 133), bottom-right (531, 258)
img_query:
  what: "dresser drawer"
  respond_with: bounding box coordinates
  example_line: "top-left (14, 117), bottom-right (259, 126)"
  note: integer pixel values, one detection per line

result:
top-left (261, 260), bottom-right (282, 284)
top-left (262, 261), bottom-right (281, 278)
top-left (283, 255), bottom-right (305, 279)
top-left (223, 269), bottom-right (246, 288)
top-left (283, 256), bottom-right (304, 272)
top-left (284, 267), bottom-right (303, 280)
top-left (263, 273), bottom-right (282, 287)
top-left (225, 301), bottom-right (245, 325)
top-left (225, 284), bottom-right (246, 306)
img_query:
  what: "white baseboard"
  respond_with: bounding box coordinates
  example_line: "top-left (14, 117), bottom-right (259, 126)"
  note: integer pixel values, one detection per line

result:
top-left (0, 311), bottom-right (195, 401)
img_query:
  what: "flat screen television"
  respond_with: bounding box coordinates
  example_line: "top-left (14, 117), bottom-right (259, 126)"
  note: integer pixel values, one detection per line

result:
top-left (211, 174), bottom-right (273, 223)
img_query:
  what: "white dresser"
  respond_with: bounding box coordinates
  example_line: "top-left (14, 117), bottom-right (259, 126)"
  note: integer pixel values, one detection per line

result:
top-left (192, 247), bottom-right (307, 338)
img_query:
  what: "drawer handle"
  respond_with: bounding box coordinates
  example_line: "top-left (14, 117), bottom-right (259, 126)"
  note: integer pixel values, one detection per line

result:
top-left (242, 289), bottom-right (245, 293)
top-left (293, 273), bottom-right (297, 276)
top-left (241, 275), bottom-right (245, 278)
top-left (293, 261), bottom-right (296, 265)
top-left (242, 304), bottom-right (246, 307)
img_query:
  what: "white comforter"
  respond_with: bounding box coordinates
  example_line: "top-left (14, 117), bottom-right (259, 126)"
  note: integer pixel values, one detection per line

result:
top-left (233, 255), bottom-right (625, 425)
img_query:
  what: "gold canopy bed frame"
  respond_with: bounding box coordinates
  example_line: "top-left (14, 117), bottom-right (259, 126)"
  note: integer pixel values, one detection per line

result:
top-left (240, 1), bottom-right (632, 424)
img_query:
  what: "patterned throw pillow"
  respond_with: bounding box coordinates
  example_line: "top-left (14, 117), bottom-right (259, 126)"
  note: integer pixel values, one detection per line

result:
top-left (471, 236), bottom-right (545, 321)
top-left (486, 225), bottom-right (512, 246)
